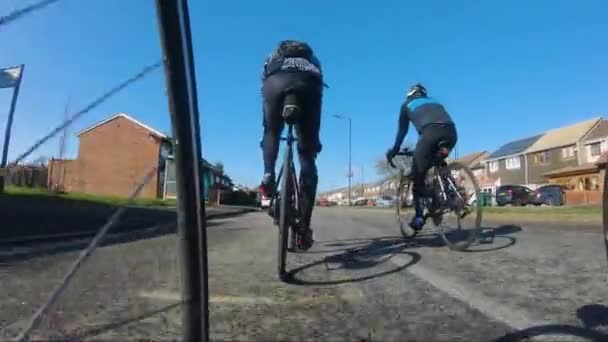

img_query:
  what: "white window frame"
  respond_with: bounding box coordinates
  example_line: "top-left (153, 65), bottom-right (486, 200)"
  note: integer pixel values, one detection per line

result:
top-left (534, 151), bottom-right (551, 164)
top-left (489, 161), bottom-right (499, 173)
top-left (590, 142), bottom-right (602, 157)
top-left (505, 157), bottom-right (521, 170)
top-left (561, 147), bottom-right (573, 159)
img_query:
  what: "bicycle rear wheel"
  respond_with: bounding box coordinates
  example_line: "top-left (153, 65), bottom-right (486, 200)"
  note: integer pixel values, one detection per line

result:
top-left (434, 161), bottom-right (482, 251)
top-left (278, 144), bottom-right (294, 281)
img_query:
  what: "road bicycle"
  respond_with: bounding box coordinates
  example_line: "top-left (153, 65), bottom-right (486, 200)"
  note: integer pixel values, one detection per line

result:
top-left (267, 88), bottom-right (305, 281)
top-left (390, 143), bottom-right (482, 251)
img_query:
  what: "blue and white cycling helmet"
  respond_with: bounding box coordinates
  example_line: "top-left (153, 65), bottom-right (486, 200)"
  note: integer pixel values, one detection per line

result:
top-left (407, 83), bottom-right (427, 98)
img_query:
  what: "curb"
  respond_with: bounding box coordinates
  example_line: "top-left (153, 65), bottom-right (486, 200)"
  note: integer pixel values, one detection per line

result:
top-left (0, 208), bottom-right (257, 260)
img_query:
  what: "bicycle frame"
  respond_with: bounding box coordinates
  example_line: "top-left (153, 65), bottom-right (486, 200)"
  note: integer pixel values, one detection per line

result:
top-left (269, 123), bottom-right (301, 245)
top-left (272, 125), bottom-right (299, 201)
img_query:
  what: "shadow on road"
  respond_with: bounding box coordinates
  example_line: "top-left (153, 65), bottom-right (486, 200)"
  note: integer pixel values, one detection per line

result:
top-left (464, 224), bottom-right (521, 253)
top-left (577, 304), bottom-right (608, 328)
top-left (302, 237), bottom-right (396, 254)
top-left (494, 324), bottom-right (608, 341)
top-left (0, 193), bottom-right (177, 242)
top-left (494, 304), bottom-right (608, 341)
top-left (286, 237), bottom-right (421, 286)
top-left (63, 302), bottom-right (181, 340)
top-left (0, 210), bottom-right (250, 265)
top-left (0, 223), bottom-right (178, 265)
top-left (405, 224), bottom-right (522, 253)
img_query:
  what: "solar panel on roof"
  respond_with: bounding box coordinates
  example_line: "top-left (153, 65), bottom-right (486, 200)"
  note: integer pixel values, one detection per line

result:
top-left (487, 134), bottom-right (544, 159)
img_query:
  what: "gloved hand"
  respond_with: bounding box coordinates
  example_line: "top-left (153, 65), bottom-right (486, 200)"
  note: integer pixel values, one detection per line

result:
top-left (386, 148), bottom-right (398, 167)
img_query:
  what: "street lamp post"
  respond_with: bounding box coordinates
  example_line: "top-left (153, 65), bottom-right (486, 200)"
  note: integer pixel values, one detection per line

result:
top-left (333, 114), bottom-right (352, 206)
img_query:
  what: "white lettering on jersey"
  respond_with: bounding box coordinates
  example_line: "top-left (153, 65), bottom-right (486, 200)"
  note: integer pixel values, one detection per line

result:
top-left (281, 57), bottom-right (321, 75)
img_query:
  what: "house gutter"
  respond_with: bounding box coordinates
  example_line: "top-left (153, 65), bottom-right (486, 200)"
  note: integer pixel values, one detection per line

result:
top-left (484, 152), bottom-right (524, 163)
top-left (524, 153), bottom-right (529, 185)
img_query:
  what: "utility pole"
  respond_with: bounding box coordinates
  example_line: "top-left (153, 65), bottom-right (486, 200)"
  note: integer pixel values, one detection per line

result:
top-left (56, 98), bottom-right (70, 192)
top-left (0, 64), bottom-right (25, 192)
top-left (333, 114), bottom-right (352, 205)
top-left (361, 166), bottom-right (365, 196)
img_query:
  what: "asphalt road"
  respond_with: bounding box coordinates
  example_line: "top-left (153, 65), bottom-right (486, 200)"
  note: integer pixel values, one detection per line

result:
top-left (1, 207), bottom-right (607, 341)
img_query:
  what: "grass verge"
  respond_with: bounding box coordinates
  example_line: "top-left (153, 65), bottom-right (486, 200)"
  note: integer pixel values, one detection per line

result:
top-left (338, 204), bottom-right (602, 223)
top-left (4, 186), bottom-right (177, 207)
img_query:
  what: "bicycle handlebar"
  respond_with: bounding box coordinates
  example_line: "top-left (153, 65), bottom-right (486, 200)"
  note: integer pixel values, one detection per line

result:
top-left (396, 148), bottom-right (414, 157)
top-left (388, 148), bottom-right (414, 168)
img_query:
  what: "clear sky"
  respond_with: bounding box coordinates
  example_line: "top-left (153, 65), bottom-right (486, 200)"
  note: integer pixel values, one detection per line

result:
top-left (1, 0), bottom-right (607, 191)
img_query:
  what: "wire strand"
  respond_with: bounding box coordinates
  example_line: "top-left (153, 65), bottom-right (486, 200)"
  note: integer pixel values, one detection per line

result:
top-left (0, 0), bottom-right (60, 27)
top-left (12, 61), bottom-right (162, 165)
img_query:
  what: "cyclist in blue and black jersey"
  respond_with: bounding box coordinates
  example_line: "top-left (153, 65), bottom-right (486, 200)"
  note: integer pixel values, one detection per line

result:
top-left (386, 83), bottom-right (458, 231)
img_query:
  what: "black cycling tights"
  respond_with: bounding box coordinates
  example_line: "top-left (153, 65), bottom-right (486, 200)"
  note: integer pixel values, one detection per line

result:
top-left (411, 124), bottom-right (458, 210)
top-left (261, 72), bottom-right (322, 229)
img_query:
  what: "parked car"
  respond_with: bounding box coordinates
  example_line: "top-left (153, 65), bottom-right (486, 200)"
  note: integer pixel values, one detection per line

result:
top-left (375, 195), bottom-right (396, 207)
top-left (495, 185), bottom-right (534, 206)
top-left (338, 199), bottom-right (350, 206)
top-left (532, 184), bottom-right (565, 206)
top-left (354, 198), bottom-right (368, 206)
top-left (260, 195), bottom-right (271, 209)
top-left (317, 198), bottom-right (331, 207)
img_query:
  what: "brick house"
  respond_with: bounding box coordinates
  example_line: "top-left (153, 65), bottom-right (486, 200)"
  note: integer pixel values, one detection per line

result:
top-left (48, 113), bottom-right (170, 199)
top-left (483, 117), bottom-right (602, 190)
top-left (544, 118), bottom-right (607, 192)
top-left (483, 134), bottom-right (543, 187)
top-left (524, 117), bottom-right (600, 187)
top-left (581, 118), bottom-right (608, 164)
top-left (49, 113), bottom-right (233, 201)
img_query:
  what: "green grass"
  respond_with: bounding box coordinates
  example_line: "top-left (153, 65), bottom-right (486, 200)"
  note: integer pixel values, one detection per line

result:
top-left (482, 205), bottom-right (601, 216)
top-left (4, 186), bottom-right (177, 207)
top-left (344, 203), bottom-right (602, 223)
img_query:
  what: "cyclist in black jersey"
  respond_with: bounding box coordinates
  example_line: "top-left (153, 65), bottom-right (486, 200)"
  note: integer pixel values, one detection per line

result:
top-left (386, 83), bottom-right (458, 231)
top-left (258, 40), bottom-right (324, 250)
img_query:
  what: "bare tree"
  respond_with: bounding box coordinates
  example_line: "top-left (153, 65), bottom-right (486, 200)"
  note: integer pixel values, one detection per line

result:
top-left (31, 155), bottom-right (49, 166)
top-left (375, 144), bottom-right (414, 181)
top-left (214, 161), bottom-right (224, 174)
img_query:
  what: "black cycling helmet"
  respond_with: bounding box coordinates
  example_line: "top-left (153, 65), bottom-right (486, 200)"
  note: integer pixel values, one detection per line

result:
top-left (277, 40), bottom-right (314, 59)
top-left (407, 83), bottom-right (427, 98)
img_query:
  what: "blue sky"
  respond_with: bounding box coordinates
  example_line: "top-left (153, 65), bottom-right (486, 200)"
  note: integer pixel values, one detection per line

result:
top-left (1, 0), bottom-right (607, 191)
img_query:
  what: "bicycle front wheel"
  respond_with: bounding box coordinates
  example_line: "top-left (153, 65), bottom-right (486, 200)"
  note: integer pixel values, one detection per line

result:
top-left (278, 146), bottom-right (294, 281)
top-left (396, 174), bottom-right (417, 238)
top-left (434, 162), bottom-right (482, 251)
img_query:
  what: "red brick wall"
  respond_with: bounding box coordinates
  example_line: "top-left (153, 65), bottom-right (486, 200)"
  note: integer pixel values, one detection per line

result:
top-left (73, 116), bottom-right (162, 199)
top-left (48, 159), bottom-right (79, 192)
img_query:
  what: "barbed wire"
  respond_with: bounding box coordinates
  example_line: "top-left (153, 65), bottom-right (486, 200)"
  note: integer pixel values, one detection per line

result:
top-left (12, 60), bottom-right (162, 165)
top-left (0, 0), bottom-right (60, 27)
top-left (11, 165), bottom-right (159, 342)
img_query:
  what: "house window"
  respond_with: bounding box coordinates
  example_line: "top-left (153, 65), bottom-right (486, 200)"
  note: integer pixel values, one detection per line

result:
top-left (534, 151), bottom-right (551, 164)
top-left (505, 157), bottom-right (521, 170)
top-left (489, 161), bottom-right (499, 173)
top-left (561, 146), bottom-right (575, 159)
top-left (590, 142), bottom-right (601, 157)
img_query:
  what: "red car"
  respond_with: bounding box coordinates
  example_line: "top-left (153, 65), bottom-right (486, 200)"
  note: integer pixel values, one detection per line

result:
top-left (317, 199), bottom-right (331, 207)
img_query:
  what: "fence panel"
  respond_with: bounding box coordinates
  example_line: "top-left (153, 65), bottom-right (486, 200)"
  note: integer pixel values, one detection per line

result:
top-left (6, 165), bottom-right (48, 188)
top-left (564, 190), bottom-right (601, 205)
